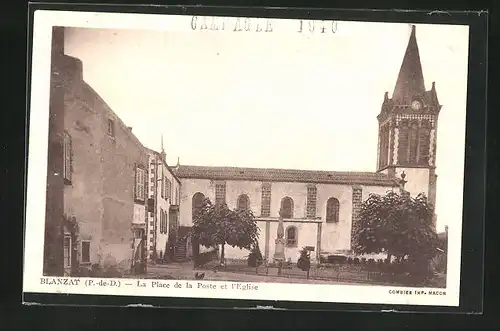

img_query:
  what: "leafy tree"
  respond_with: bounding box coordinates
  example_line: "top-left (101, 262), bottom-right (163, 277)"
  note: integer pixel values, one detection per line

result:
top-left (352, 191), bottom-right (439, 273)
top-left (190, 197), bottom-right (259, 265)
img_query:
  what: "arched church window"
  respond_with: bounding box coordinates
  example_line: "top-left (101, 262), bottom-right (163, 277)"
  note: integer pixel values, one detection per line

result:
top-left (397, 120), bottom-right (410, 164)
top-left (280, 197), bottom-right (294, 218)
top-left (192, 192), bottom-right (205, 219)
top-left (408, 120), bottom-right (419, 163)
top-left (285, 226), bottom-right (298, 247)
top-left (237, 194), bottom-right (250, 211)
top-left (379, 124), bottom-right (390, 169)
top-left (418, 120), bottom-right (431, 165)
top-left (326, 197), bottom-right (340, 223)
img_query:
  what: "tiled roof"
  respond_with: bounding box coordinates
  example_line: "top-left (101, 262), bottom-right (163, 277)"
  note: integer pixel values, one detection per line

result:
top-left (171, 165), bottom-right (399, 187)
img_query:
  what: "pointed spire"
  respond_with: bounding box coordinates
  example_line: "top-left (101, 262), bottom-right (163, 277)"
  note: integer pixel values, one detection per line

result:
top-left (160, 134), bottom-right (166, 162)
top-left (392, 25), bottom-right (426, 104)
top-left (176, 157), bottom-right (180, 168)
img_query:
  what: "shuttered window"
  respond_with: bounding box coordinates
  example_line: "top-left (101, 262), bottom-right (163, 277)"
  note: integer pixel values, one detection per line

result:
top-left (135, 166), bottom-right (146, 201)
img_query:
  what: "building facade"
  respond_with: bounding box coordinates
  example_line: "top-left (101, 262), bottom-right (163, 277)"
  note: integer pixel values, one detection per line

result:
top-left (45, 27), bottom-right (149, 276)
top-left (146, 145), bottom-right (181, 262)
top-left (43, 25), bottom-right (441, 272)
top-left (375, 25), bottom-right (440, 214)
top-left (174, 167), bottom-right (400, 262)
top-left (166, 25), bottom-right (441, 263)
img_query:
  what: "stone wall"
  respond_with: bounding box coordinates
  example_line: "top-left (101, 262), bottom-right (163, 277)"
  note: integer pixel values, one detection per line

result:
top-left (146, 151), bottom-right (182, 259)
top-left (60, 48), bottom-right (148, 273)
top-left (179, 177), bottom-right (397, 258)
top-left (43, 26), bottom-right (66, 276)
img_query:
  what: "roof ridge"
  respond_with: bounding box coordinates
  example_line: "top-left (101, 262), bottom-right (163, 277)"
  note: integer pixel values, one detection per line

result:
top-left (172, 164), bottom-right (399, 187)
top-left (175, 164), bottom-right (391, 176)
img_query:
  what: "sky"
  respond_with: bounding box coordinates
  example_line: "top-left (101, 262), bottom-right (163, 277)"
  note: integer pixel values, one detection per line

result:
top-left (63, 19), bottom-right (470, 232)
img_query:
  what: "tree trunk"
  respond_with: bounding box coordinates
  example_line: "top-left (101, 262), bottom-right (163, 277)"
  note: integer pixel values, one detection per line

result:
top-left (386, 252), bottom-right (392, 263)
top-left (220, 243), bottom-right (225, 266)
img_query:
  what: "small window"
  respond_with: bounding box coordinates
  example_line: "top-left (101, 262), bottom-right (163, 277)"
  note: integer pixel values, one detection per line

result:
top-left (326, 197), bottom-right (340, 223)
top-left (135, 166), bottom-right (146, 202)
top-left (164, 211), bottom-right (168, 234)
top-left (107, 118), bottom-right (115, 137)
top-left (63, 236), bottom-right (71, 268)
top-left (159, 209), bottom-right (168, 234)
top-left (163, 210), bottom-right (166, 234)
top-left (166, 178), bottom-right (172, 201)
top-left (237, 194), bottom-right (250, 211)
top-left (192, 192), bottom-right (205, 219)
top-left (286, 226), bottom-right (298, 247)
top-left (163, 210), bottom-right (167, 234)
top-left (280, 197), bottom-right (294, 218)
top-left (160, 176), bottom-right (165, 198)
top-left (160, 216), bottom-right (163, 235)
top-left (81, 241), bottom-right (90, 264)
top-left (159, 209), bottom-right (164, 234)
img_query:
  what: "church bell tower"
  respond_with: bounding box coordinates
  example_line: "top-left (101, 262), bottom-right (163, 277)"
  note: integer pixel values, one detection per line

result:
top-left (376, 25), bottom-right (441, 210)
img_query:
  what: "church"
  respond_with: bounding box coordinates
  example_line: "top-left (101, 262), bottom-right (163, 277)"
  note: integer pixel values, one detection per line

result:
top-left (43, 24), bottom-right (441, 276)
top-left (163, 25), bottom-right (441, 263)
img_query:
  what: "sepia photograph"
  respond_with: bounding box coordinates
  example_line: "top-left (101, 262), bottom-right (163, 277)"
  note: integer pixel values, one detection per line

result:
top-left (24, 10), bottom-right (470, 307)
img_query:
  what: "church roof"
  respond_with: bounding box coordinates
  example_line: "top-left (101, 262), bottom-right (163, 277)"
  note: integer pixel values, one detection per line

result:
top-left (171, 165), bottom-right (399, 187)
top-left (392, 25), bottom-right (426, 105)
top-left (378, 25), bottom-right (441, 121)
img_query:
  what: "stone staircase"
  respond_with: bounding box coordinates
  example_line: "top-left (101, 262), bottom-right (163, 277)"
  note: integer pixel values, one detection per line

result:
top-left (174, 242), bottom-right (187, 261)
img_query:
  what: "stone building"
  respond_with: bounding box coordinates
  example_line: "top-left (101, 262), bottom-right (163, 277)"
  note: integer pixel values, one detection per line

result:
top-left (145, 143), bottom-right (181, 262)
top-left (376, 25), bottom-right (440, 210)
top-left (168, 25), bottom-right (441, 263)
top-left (174, 166), bottom-right (399, 262)
top-left (44, 27), bottom-right (149, 276)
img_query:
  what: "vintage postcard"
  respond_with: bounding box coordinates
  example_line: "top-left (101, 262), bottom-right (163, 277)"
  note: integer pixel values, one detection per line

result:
top-left (24, 9), bottom-right (470, 307)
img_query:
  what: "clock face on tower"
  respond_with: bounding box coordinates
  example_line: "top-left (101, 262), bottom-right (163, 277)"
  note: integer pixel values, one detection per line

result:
top-left (411, 100), bottom-right (422, 110)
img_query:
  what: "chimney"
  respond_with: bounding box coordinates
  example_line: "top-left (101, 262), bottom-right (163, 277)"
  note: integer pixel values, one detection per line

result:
top-left (51, 26), bottom-right (65, 57)
top-left (127, 126), bottom-right (132, 131)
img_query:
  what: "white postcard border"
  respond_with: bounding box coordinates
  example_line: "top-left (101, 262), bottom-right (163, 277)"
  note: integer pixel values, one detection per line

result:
top-left (23, 10), bottom-right (465, 307)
